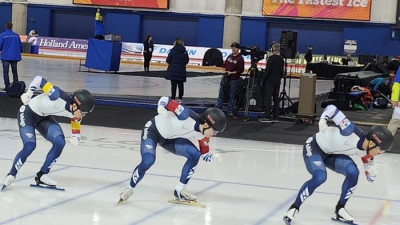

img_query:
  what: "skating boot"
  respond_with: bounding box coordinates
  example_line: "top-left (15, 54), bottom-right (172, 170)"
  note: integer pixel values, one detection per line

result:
top-left (118, 188), bottom-right (133, 204)
top-left (283, 204), bottom-right (299, 225)
top-left (174, 189), bottom-right (197, 201)
top-left (169, 189), bottom-right (205, 207)
top-left (331, 204), bottom-right (356, 224)
top-left (1, 174), bottom-right (15, 191)
top-left (35, 173), bottom-right (57, 186)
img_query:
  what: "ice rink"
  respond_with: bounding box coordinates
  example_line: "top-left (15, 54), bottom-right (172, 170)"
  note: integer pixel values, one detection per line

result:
top-left (0, 117), bottom-right (399, 225)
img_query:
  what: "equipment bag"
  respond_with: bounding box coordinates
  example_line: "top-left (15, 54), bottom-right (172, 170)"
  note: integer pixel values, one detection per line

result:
top-left (6, 81), bottom-right (26, 97)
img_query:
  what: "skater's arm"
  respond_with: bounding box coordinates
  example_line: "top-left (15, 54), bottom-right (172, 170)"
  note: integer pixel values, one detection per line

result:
top-left (157, 96), bottom-right (189, 120)
top-left (69, 117), bottom-right (82, 145)
top-left (319, 105), bottom-right (356, 136)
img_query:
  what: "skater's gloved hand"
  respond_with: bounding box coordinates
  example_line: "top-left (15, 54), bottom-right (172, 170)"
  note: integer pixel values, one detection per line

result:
top-left (69, 134), bottom-right (81, 145)
top-left (158, 96), bottom-right (170, 107)
top-left (201, 153), bottom-right (214, 162)
top-left (21, 91), bottom-right (33, 105)
top-left (363, 157), bottom-right (377, 183)
top-left (201, 153), bottom-right (222, 162)
top-left (318, 119), bottom-right (328, 132)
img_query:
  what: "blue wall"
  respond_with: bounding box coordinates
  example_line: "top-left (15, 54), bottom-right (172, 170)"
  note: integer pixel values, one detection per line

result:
top-left (198, 17), bottom-right (224, 48)
top-left (240, 18), bottom-right (268, 50)
top-left (0, 4), bottom-right (11, 31)
top-left (0, 3), bottom-right (399, 56)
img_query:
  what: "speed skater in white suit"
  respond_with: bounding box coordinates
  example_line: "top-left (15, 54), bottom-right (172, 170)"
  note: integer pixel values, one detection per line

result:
top-left (118, 96), bottom-right (227, 203)
top-left (283, 104), bottom-right (394, 225)
top-left (1, 76), bottom-right (95, 191)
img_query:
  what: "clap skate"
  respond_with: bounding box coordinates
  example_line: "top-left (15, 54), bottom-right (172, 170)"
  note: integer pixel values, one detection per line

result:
top-left (1, 174), bottom-right (15, 191)
top-left (117, 188), bottom-right (133, 204)
top-left (283, 204), bottom-right (299, 225)
top-left (30, 173), bottom-right (65, 191)
top-left (168, 190), bottom-right (206, 208)
top-left (331, 206), bottom-right (358, 225)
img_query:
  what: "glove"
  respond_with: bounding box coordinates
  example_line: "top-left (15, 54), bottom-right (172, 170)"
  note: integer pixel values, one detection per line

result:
top-left (201, 153), bottom-right (223, 163)
top-left (362, 157), bottom-right (377, 183)
top-left (158, 96), bottom-right (170, 107)
top-left (69, 134), bottom-right (81, 146)
top-left (21, 91), bottom-right (33, 105)
top-left (318, 119), bottom-right (328, 132)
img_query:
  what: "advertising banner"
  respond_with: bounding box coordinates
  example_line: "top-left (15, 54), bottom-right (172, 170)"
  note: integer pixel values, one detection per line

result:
top-left (73, 0), bottom-right (168, 9)
top-left (24, 36), bottom-right (266, 68)
top-left (262, 0), bottom-right (372, 21)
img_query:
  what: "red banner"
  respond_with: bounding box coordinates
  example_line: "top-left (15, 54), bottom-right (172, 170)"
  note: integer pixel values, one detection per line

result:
top-left (73, 0), bottom-right (168, 9)
top-left (263, 0), bottom-right (372, 21)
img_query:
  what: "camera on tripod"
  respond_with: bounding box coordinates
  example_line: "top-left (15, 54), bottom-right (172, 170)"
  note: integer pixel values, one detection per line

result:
top-left (240, 46), bottom-right (266, 64)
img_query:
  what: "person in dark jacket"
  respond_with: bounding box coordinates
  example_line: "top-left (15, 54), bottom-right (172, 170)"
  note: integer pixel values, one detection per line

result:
top-left (0, 22), bottom-right (22, 90)
top-left (304, 45), bottom-right (312, 72)
top-left (259, 42), bottom-right (284, 123)
top-left (215, 42), bottom-right (244, 117)
top-left (165, 38), bottom-right (189, 102)
top-left (94, 8), bottom-right (105, 40)
top-left (143, 35), bottom-right (154, 72)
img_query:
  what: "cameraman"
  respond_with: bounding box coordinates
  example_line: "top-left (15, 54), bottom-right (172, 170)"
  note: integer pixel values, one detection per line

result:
top-left (259, 42), bottom-right (284, 123)
top-left (216, 42), bottom-right (244, 116)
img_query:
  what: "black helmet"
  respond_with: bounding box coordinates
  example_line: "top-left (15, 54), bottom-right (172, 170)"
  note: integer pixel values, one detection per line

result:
top-left (366, 126), bottom-right (394, 151)
top-left (72, 89), bottom-right (95, 113)
top-left (203, 108), bottom-right (227, 132)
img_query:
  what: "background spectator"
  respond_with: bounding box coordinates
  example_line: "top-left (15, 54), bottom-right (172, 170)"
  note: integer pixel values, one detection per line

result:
top-left (304, 45), bottom-right (312, 72)
top-left (143, 35), bottom-right (154, 72)
top-left (165, 38), bottom-right (189, 102)
top-left (0, 22), bottom-right (22, 90)
top-left (259, 42), bottom-right (284, 123)
top-left (94, 8), bottom-right (105, 40)
top-left (215, 42), bottom-right (244, 117)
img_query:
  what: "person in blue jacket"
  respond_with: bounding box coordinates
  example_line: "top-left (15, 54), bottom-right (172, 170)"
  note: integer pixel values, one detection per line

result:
top-left (94, 8), bottom-right (105, 40)
top-left (0, 22), bottom-right (22, 90)
top-left (165, 38), bottom-right (189, 103)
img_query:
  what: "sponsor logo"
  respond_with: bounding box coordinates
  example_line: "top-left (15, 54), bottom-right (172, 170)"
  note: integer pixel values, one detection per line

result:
top-left (143, 121), bottom-right (152, 140)
top-left (305, 137), bottom-right (313, 157)
top-left (313, 161), bottom-right (322, 167)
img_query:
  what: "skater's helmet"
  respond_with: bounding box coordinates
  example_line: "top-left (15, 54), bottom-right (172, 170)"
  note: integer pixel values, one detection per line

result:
top-left (72, 89), bottom-right (95, 113)
top-left (366, 126), bottom-right (394, 151)
top-left (202, 108), bottom-right (227, 132)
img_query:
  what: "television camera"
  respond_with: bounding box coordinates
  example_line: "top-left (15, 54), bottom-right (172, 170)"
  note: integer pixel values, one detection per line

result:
top-left (240, 46), bottom-right (266, 64)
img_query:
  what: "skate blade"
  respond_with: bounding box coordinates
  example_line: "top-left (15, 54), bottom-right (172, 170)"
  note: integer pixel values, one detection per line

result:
top-left (282, 216), bottom-right (292, 225)
top-left (331, 217), bottom-right (358, 225)
top-left (116, 198), bottom-right (125, 205)
top-left (1, 185), bottom-right (6, 191)
top-left (168, 198), bottom-right (206, 208)
top-left (30, 184), bottom-right (65, 191)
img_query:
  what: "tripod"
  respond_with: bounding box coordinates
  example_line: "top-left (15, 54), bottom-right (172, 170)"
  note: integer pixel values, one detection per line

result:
top-left (278, 58), bottom-right (294, 115)
top-left (243, 62), bottom-right (259, 121)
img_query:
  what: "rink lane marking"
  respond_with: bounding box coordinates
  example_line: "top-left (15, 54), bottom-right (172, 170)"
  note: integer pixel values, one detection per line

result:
top-left (368, 200), bottom-right (391, 225)
top-left (252, 195), bottom-right (295, 225)
top-left (0, 178), bottom-right (127, 225)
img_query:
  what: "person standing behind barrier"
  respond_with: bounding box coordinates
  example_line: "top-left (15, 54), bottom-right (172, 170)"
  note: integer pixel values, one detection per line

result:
top-left (94, 8), bottom-right (105, 40)
top-left (387, 59), bottom-right (400, 135)
top-left (165, 38), bottom-right (189, 103)
top-left (0, 22), bottom-right (22, 90)
top-left (304, 45), bottom-right (312, 72)
top-left (143, 35), bottom-right (154, 73)
top-left (215, 42), bottom-right (244, 117)
top-left (259, 42), bottom-right (284, 123)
